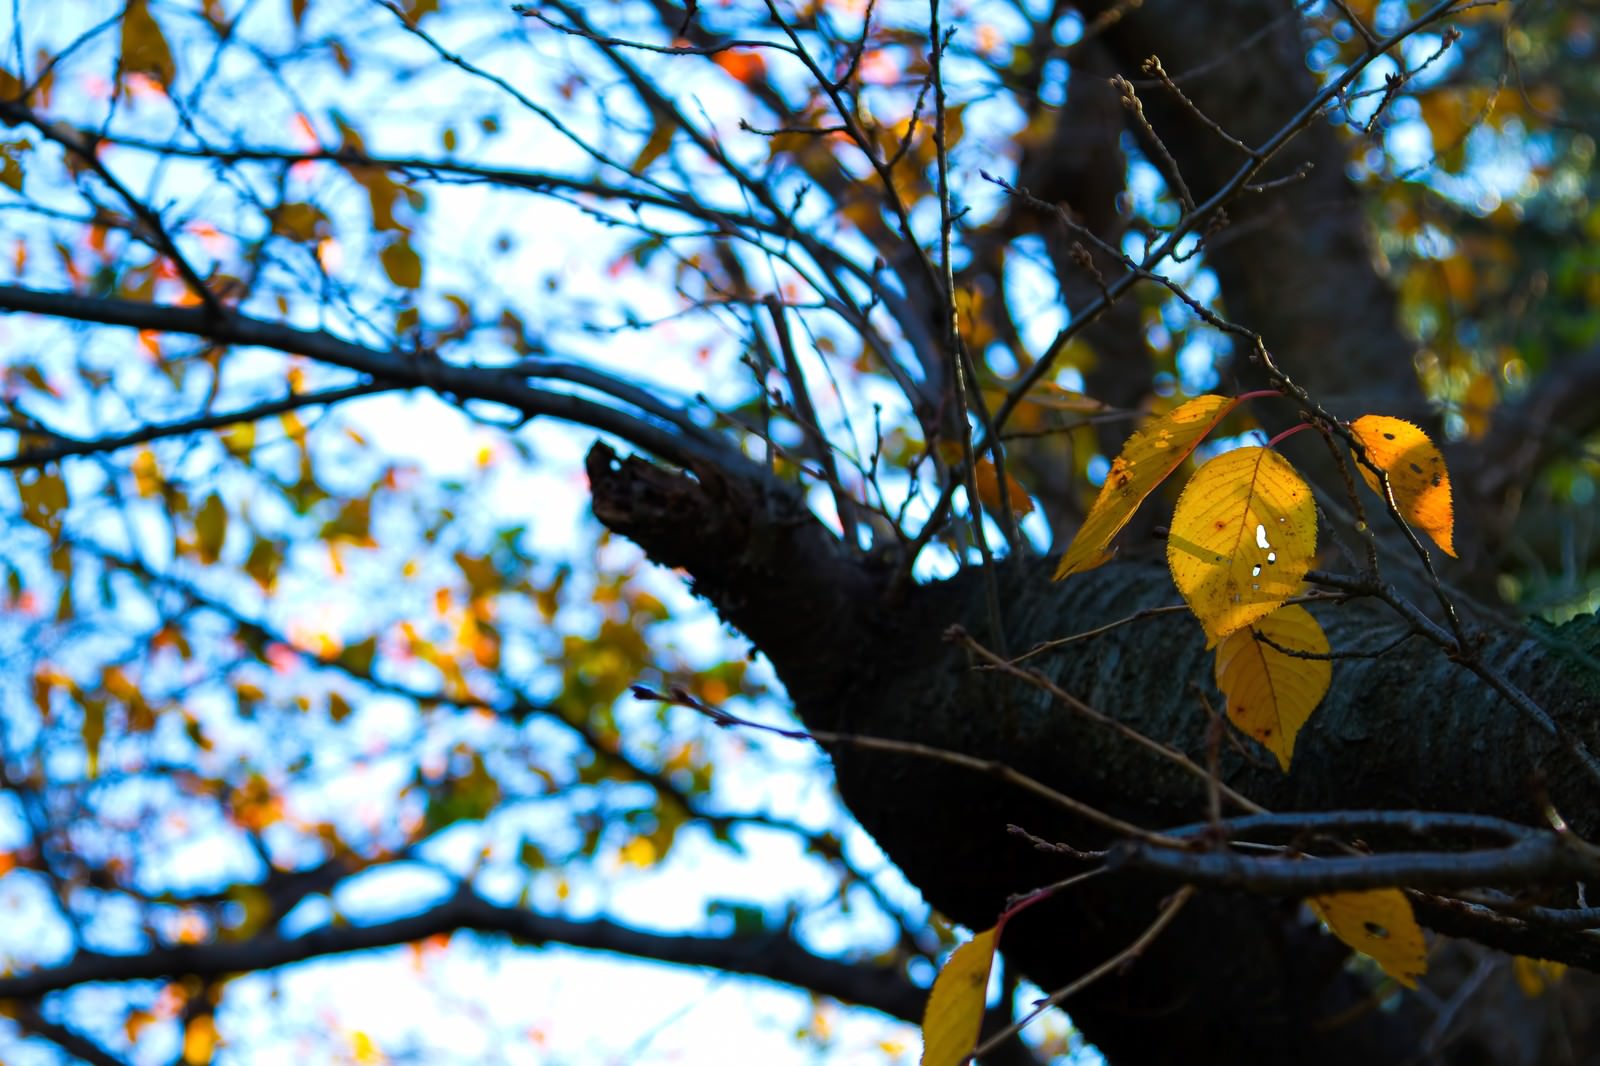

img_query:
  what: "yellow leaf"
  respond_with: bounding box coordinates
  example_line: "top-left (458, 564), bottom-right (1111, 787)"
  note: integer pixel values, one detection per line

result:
top-left (221, 421), bottom-right (255, 459)
top-left (132, 447), bottom-right (161, 496)
top-left (1023, 382), bottom-right (1109, 413)
top-left (82, 697), bottom-right (104, 778)
top-left (630, 119), bottom-right (675, 174)
top-left (1213, 605), bottom-right (1331, 770)
top-left (338, 635), bottom-right (378, 675)
top-left (195, 492), bottom-right (227, 565)
top-left (1461, 372), bottom-right (1495, 441)
top-left (1308, 889), bottom-right (1427, 989)
top-left (1054, 394), bottom-right (1240, 578)
top-left (973, 460), bottom-right (1034, 519)
top-left (380, 236), bottom-right (423, 289)
top-left (122, 0), bottom-right (177, 86)
top-left (619, 835), bottom-right (657, 867)
top-left (1512, 955), bottom-right (1567, 997)
top-left (1167, 446), bottom-right (1316, 646)
top-left (182, 1015), bottom-right (218, 1065)
top-left (1349, 415), bottom-right (1455, 557)
top-left (0, 137), bottom-right (30, 192)
top-left (921, 926), bottom-right (996, 1066)
top-left (269, 201), bottom-right (330, 242)
top-left (351, 1030), bottom-right (386, 1064)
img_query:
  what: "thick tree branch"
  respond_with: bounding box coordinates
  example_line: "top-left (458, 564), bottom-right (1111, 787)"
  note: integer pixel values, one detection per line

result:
top-left (0, 284), bottom-right (755, 475)
top-left (0, 891), bottom-right (926, 1024)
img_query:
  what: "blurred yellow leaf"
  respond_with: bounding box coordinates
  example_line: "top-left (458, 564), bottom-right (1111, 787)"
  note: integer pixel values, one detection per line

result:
top-left (1349, 415), bottom-right (1455, 557)
top-left (195, 492), bottom-right (228, 565)
top-left (182, 1015), bottom-right (217, 1065)
top-left (1512, 955), bottom-right (1567, 997)
top-left (619, 835), bottom-right (657, 867)
top-left (132, 447), bottom-right (161, 496)
top-left (269, 201), bottom-right (330, 242)
top-left (221, 421), bottom-right (255, 459)
top-left (338, 635), bottom-right (378, 675)
top-left (122, 0), bottom-right (177, 86)
top-left (380, 236), bottom-right (423, 289)
top-left (328, 691), bottom-right (353, 722)
top-left (630, 119), bottom-right (675, 174)
top-left (921, 926), bottom-right (996, 1066)
top-left (1461, 372), bottom-right (1495, 441)
top-left (1021, 382), bottom-right (1110, 413)
top-left (1168, 447), bottom-right (1316, 645)
top-left (0, 137), bottom-right (30, 192)
top-left (1213, 605), bottom-right (1330, 770)
top-left (82, 696), bottom-right (104, 778)
top-left (351, 1030), bottom-right (386, 1064)
top-left (1309, 889), bottom-right (1427, 989)
top-left (1055, 394), bottom-right (1240, 578)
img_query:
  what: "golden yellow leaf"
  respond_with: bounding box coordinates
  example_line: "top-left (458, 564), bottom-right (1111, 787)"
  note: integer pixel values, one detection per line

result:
top-left (1213, 605), bottom-right (1330, 771)
top-left (619, 835), bottom-right (657, 867)
top-left (1349, 415), bottom-right (1455, 557)
top-left (182, 1015), bottom-right (218, 1065)
top-left (974, 459), bottom-right (1034, 519)
top-left (1054, 394), bottom-right (1240, 578)
top-left (1168, 447), bottom-right (1316, 645)
top-left (1308, 889), bottom-right (1427, 989)
top-left (921, 926), bottom-right (996, 1066)
top-left (1512, 955), bottom-right (1567, 997)
top-left (122, 0), bottom-right (177, 86)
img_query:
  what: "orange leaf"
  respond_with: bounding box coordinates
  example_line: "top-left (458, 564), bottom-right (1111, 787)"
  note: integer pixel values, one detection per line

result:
top-left (1349, 415), bottom-right (1455, 557)
top-left (973, 460), bottom-right (1034, 519)
top-left (714, 50), bottom-right (767, 85)
top-left (1167, 446), bottom-right (1316, 645)
top-left (1054, 394), bottom-right (1240, 578)
top-left (1308, 889), bottom-right (1427, 989)
top-left (1213, 605), bottom-right (1330, 770)
top-left (921, 926), bottom-right (997, 1066)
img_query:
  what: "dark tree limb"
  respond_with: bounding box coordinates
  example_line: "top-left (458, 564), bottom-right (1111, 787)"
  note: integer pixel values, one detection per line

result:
top-left (0, 284), bottom-right (754, 476)
top-left (0, 891), bottom-right (926, 1024)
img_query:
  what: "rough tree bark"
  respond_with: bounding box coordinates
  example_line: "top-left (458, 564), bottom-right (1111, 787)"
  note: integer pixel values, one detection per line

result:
top-left (588, 436), bottom-right (1600, 1066)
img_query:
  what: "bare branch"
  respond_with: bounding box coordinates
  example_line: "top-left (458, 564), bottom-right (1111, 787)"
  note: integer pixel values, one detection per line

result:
top-left (0, 891), bottom-right (927, 1023)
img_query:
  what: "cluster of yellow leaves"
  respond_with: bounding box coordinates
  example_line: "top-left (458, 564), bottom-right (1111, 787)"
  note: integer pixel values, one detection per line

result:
top-left (1054, 394), bottom-right (1455, 769)
top-left (999, 392), bottom-right (1460, 1025)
